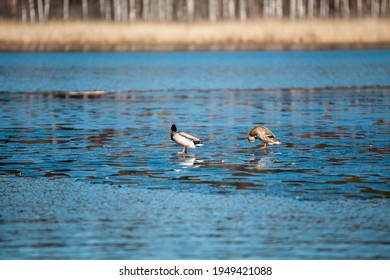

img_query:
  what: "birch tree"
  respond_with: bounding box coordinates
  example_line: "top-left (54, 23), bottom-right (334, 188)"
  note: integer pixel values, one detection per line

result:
top-left (239, 0), bottom-right (247, 21)
top-left (99, 0), bottom-right (105, 19)
top-left (176, 0), bottom-right (185, 21)
top-left (341, 0), bottom-right (350, 18)
top-left (187, 0), bottom-right (194, 21)
top-left (37, 0), bottom-right (44, 21)
top-left (334, 0), bottom-right (340, 18)
top-left (381, 0), bottom-right (388, 16)
top-left (272, 0), bottom-right (278, 17)
top-left (297, 0), bottom-right (305, 18)
top-left (320, 0), bottom-right (329, 19)
top-left (276, 0), bottom-right (283, 18)
top-left (307, 0), bottom-right (316, 18)
top-left (142, 0), bottom-right (149, 20)
top-left (82, 0), bottom-right (88, 20)
top-left (157, 0), bottom-right (165, 21)
top-left (44, 0), bottom-right (50, 19)
top-left (356, 0), bottom-right (363, 17)
top-left (166, 0), bottom-right (173, 20)
top-left (129, 0), bottom-right (136, 20)
top-left (28, 0), bottom-right (36, 21)
top-left (209, 0), bottom-right (217, 22)
top-left (371, 0), bottom-right (380, 17)
top-left (269, 0), bottom-right (274, 17)
top-left (22, 0), bottom-right (27, 21)
top-left (221, 0), bottom-right (228, 19)
top-left (228, 0), bottom-right (235, 20)
top-left (105, 0), bottom-right (112, 20)
top-left (113, 0), bottom-right (120, 21)
top-left (290, 0), bottom-right (297, 19)
top-left (246, 0), bottom-right (256, 19)
top-left (63, 0), bottom-right (69, 20)
top-left (123, 0), bottom-right (129, 21)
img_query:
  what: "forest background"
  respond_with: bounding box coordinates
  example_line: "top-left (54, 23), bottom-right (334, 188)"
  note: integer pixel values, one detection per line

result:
top-left (1, 0), bottom-right (390, 51)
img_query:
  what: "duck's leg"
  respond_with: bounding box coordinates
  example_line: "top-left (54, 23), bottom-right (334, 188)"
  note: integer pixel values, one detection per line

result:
top-left (178, 146), bottom-right (187, 154)
top-left (262, 143), bottom-right (267, 150)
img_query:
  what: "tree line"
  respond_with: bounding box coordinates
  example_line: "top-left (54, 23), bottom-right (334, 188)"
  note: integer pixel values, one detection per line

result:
top-left (1, 0), bottom-right (389, 22)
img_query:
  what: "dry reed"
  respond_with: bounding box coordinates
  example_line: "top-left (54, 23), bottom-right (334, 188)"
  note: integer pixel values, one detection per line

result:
top-left (1, 19), bottom-right (389, 51)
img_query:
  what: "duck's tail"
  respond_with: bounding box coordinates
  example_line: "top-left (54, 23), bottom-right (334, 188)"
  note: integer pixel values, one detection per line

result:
top-left (193, 140), bottom-right (203, 147)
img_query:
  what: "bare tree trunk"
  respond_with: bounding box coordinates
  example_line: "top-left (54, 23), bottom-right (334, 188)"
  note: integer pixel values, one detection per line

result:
top-left (142, 0), bottom-right (149, 20)
top-left (209, 0), bottom-right (217, 22)
top-left (290, 0), bottom-right (297, 19)
top-left (263, 0), bottom-right (267, 17)
top-left (269, 0), bottom-right (275, 17)
top-left (121, 0), bottom-right (128, 21)
top-left (381, 0), bottom-right (388, 16)
top-left (64, 0), bottom-right (69, 20)
top-left (22, 0), bottom-right (28, 22)
top-left (177, 0), bottom-right (186, 21)
top-left (334, 0), bottom-right (340, 18)
top-left (320, 0), bottom-right (329, 19)
top-left (371, 0), bottom-right (380, 17)
top-left (221, 0), bottom-right (228, 19)
top-left (307, 0), bottom-right (315, 18)
top-left (99, 0), bottom-right (105, 19)
top-left (9, 0), bottom-right (17, 16)
top-left (114, 0), bottom-right (119, 21)
top-left (166, 0), bottom-right (173, 20)
top-left (157, 0), bottom-right (165, 21)
top-left (113, 0), bottom-right (117, 20)
top-left (239, 0), bottom-right (247, 21)
top-left (274, 0), bottom-right (278, 17)
top-left (129, 0), bottom-right (136, 20)
top-left (44, 0), bottom-right (50, 19)
top-left (228, 0), bottom-right (235, 20)
top-left (297, 0), bottom-right (305, 18)
top-left (105, 0), bottom-right (111, 21)
top-left (37, 0), bottom-right (44, 21)
top-left (114, 0), bottom-right (120, 21)
top-left (28, 0), bottom-right (36, 22)
top-left (151, 0), bottom-right (158, 21)
top-left (186, 0), bottom-right (194, 21)
top-left (247, 0), bottom-right (257, 19)
top-left (341, 0), bottom-right (350, 18)
top-left (82, 0), bottom-right (88, 20)
top-left (357, 0), bottom-right (363, 17)
top-left (276, 0), bottom-right (283, 18)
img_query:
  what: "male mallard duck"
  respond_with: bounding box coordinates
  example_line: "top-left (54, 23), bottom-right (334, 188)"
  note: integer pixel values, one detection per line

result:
top-left (248, 126), bottom-right (281, 150)
top-left (170, 124), bottom-right (203, 154)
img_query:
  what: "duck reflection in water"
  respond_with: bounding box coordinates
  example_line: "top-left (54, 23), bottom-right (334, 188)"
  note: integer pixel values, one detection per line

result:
top-left (249, 156), bottom-right (276, 170)
top-left (178, 156), bottom-right (204, 168)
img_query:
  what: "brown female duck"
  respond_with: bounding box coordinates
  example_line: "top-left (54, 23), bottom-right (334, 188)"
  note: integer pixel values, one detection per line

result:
top-left (248, 126), bottom-right (281, 150)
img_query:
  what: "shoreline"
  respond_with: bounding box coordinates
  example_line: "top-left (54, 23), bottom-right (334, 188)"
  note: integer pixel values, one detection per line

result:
top-left (1, 19), bottom-right (390, 51)
top-left (2, 85), bottom-right (390, 97)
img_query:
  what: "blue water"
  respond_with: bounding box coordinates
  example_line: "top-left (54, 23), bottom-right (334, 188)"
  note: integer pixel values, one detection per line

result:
top-left (1, 50), bottom-right (390, 92)
top-left (0, 50), bottom-right (389, 259)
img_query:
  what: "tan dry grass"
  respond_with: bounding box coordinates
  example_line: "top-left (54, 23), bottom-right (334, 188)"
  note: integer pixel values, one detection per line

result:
top-left (1, 19), bottom-right (390, 51)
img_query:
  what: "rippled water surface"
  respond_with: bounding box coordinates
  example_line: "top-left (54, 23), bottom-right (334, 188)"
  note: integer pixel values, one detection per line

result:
top-left (0, 51), bottom-right (389, 259)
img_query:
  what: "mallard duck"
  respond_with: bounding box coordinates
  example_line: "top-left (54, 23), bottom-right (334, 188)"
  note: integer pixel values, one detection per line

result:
top-left (170, 124), bottom-right (203, 154)
top-left (248, 126), bottom-right (281, 150)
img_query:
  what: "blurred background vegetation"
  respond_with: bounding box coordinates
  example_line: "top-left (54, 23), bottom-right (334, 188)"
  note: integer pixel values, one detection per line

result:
top-left (1, 0), bottom-right (389, 22)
